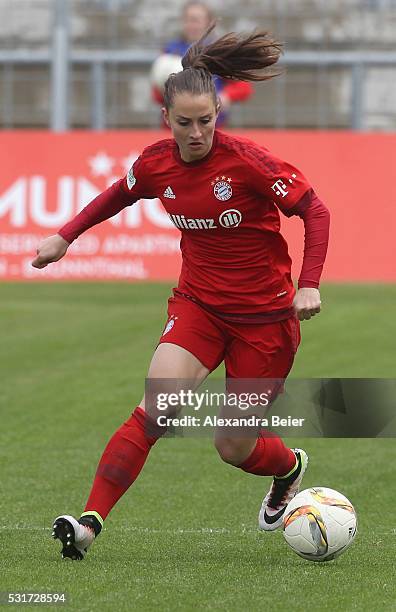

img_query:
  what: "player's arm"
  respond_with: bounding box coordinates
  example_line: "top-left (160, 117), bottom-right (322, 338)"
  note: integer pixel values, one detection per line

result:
top-left (288, 189), bottom-right (330, 320)
top-left (32, 158), bottom-right (152, 269)
top-left (245, 150), bottom-right (330, 320)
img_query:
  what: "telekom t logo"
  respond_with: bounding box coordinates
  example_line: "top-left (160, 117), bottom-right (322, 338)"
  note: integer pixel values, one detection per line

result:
top-left (271, 173), bottom-right (297, 198)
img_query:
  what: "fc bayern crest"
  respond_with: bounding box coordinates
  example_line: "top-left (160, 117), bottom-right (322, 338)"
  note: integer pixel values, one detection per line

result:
top-left (212, 176), bottom-right (233, 202)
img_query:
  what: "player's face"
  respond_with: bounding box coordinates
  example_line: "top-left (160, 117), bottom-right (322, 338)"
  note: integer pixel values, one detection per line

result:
top-left (182, 4), bottom-right (211, 43)
top-left (163, 92), bottom-right (219, 163)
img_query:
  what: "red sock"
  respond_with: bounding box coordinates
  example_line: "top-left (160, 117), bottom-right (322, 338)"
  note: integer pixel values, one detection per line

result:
top-left (83, 407), bottom-right (164, 520)
top-left (239, 432), bottom-right (296, 477)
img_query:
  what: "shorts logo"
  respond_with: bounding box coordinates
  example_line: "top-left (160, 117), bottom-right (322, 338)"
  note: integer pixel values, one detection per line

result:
top-left (162, 316), bottom-right (178, 336)
top-left (127, 167), bottom-right (136, 189)
top-left (212, 176), bottom-right (233, 201)
top-left (219, 209), bottom-right (242, 228)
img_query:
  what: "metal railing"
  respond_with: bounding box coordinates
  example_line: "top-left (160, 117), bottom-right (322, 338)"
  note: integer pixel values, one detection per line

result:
top-left (0, 0), bottom-right (395, 131)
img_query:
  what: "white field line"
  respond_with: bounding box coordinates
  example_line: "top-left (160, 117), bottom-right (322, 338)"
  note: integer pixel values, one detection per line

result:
top-left (0, 525), bottom-right (258, 534)
top-left (2, 526), bottom-right (396, 535)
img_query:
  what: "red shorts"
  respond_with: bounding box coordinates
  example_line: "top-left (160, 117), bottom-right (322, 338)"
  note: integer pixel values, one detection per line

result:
top-left (158, 294), bottom-right (300, 379)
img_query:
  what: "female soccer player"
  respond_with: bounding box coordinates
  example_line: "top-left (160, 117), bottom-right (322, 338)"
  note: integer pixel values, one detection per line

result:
top-left (32, 25), bottom-right (330, 561)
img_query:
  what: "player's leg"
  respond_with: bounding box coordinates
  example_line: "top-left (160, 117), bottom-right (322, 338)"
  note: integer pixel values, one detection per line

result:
top-left (53, 342), bottom-right (209, 560)
top-left (213, 316), bottom-right (308, 530)
top-left (53, 295), bottom-right (224, 560)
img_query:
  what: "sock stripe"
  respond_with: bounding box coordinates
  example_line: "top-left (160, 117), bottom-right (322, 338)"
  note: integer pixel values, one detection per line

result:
top-left (80, 510), bottom-right (104, 526)
top-left (275, 453), bottom-right (298, 479)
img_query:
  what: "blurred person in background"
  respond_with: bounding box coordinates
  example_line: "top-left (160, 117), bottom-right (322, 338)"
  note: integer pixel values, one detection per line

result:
top-left (151, 0), bottom-right (253, 126)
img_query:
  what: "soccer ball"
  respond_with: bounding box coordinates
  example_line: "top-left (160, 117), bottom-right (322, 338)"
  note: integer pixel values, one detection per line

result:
top-left (150, 54), bottom-right (183, 92)
top-left (283, 487), bottom-right (357, 562)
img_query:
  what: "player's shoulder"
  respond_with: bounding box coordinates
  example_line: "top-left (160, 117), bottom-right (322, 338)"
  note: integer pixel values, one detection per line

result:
top-left (216, 130), bottom-right (271, 156)
top-left (215, 130), bottom-right (282, 174)
top-left (138, 138), bottom-right (176, 163)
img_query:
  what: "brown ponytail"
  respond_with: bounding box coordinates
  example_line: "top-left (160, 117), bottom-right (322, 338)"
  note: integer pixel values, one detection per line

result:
top-left (163, 22), bottom-right (283, 109)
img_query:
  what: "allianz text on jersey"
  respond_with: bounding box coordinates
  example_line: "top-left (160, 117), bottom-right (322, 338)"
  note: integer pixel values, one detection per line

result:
top-left (169, 209), bottom-right (243, 230)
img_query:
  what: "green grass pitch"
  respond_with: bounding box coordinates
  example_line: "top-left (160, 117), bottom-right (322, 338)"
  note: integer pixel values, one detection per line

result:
top-left (1, 282), bottom-right (395, 611)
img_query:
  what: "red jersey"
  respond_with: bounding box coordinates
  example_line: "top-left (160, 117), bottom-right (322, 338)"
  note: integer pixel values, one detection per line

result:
top-left (59, 130), bottom-right (328, 320)
top-left (123, 130), bottom-right (310, 315)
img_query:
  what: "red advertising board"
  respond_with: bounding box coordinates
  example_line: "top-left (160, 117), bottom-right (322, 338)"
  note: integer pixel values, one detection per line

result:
top-left (0, 130), bottom-right (394, 282)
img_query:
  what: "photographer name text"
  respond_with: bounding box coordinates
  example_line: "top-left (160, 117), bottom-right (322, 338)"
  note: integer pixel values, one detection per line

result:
top-left (156, 415), bottom-right (305, 428)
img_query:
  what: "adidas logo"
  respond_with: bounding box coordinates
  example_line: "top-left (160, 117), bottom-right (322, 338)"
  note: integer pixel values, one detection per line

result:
top-left (163, 186), bottom-right (176, 199)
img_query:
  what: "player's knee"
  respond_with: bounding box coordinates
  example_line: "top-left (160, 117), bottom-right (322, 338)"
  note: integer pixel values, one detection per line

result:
top-left (140, 390), bottom-right (182, 418)
top-left (214, 438), bottom-right (246, 466)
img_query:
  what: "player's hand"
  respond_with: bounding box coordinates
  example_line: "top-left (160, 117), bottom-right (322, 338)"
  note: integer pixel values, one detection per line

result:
top-left (31, 234), bottom-right (70, 269)
top-left (293, 287), bottom-right (321, 321)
